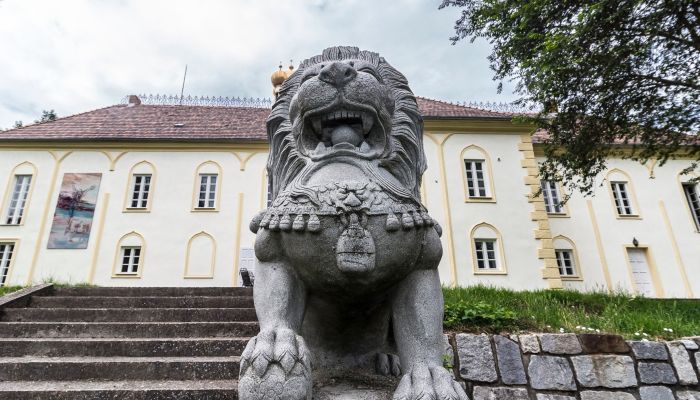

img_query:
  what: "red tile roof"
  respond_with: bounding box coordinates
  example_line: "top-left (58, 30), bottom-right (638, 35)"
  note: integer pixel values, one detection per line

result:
top-left (0, 97), bottom-right (512, 142)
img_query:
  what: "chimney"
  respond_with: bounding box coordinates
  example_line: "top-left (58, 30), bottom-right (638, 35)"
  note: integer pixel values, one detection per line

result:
top-left (127, 95), bottom-right (141, 107)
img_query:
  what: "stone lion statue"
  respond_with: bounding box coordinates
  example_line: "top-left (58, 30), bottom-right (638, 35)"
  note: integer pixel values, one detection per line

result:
top-left (240, 46), bottom-right (467, 400)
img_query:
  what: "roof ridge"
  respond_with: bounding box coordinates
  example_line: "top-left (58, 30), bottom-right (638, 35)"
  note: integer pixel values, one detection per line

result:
top-left (415, 96), bottom-right (509, 116)
top-left (3, 104), bottom-right (124, 133)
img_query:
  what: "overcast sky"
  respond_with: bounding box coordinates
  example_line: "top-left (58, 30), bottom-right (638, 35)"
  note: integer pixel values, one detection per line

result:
top-left (0, 0), bottom-right (518, 129)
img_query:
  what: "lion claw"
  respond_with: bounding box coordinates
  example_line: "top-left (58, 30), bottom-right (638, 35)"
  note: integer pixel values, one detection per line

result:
top-left (239, 328), bottom-right (312, 400)
top-left (393, 364), bottom-right (469, 400)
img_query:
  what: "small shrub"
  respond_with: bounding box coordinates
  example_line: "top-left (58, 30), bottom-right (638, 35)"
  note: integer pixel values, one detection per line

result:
top-left (444, 300), bottom-right (518, 331)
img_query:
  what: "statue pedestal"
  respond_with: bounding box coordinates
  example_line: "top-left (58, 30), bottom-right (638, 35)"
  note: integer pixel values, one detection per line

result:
top-left (312, 372), bottom-right (398, 400)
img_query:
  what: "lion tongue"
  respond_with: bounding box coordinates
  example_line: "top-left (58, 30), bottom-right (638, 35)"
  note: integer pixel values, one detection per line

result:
top-left (330, 124), bottom-right (363, 147)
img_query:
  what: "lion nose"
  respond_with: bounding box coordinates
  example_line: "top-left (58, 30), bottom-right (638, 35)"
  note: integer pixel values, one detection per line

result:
top-left (318, 61), bottom-right (357, 88)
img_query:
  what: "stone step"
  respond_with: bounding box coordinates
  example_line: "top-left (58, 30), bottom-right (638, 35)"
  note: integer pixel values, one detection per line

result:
top-left (1, 307), bottom-right (258, 322)
top-left (0, 356), bottom-right (239, 381)
top-left (26, 296), bottom-right (255, 309)
top-left (0, 337), bottom-right (249, 357)
top-left (0, 380), bottom-right (237, 400)
top-left (52, 287), bottom-right (253, 297)
top-left (0, 321), bottom-right (259, 338)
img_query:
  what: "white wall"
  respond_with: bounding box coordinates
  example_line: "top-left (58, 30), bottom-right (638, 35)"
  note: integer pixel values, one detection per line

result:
top-left (0, 142), bottom-right (697, 297)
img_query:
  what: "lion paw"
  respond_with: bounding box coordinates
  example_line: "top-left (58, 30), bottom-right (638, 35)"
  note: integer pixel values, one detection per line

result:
top-left (376, 353), bottom-right (402, 377)
top-left (239, 328), bottom-right (312, 400)
top-left (393, 364), bottom-right (469, 400)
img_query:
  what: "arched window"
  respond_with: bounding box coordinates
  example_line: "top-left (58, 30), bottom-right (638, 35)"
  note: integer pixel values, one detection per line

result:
top-left (192, 161), bottom-right (222, 211)
top-left (606, 169), bottom-right (641, 218)
top-left (678, 171), bottom-right (700, 231)
top-left (553, 235), bottom-right (582, 279)
top-left (184, 231), bottom-right (216, 279)
top-left (123, 161), bottom-right (156, 212)
top-left (2, 162), bottom-right (37, 225)
top-left (470, 223), bottom-right (506, 274)
top-left (461, 145), bottom-right (496, 202)
top-left (112, 232), bottom-right (145, 278)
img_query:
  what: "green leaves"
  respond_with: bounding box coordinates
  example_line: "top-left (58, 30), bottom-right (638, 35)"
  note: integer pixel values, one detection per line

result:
top-left (444, 299), bottom-right (518, 331)
top-left (440, 0), bottom-right (700, 194)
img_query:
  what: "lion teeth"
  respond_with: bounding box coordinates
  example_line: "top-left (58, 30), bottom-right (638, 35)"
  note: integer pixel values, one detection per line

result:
top-left (314, 142), bottom-right (327, 154)
top-left (359, 142), bottom-right (371, 153)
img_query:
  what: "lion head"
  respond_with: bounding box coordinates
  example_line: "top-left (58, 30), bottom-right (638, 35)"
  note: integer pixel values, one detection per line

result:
top-left (266, 46), bottom-right (426, 203)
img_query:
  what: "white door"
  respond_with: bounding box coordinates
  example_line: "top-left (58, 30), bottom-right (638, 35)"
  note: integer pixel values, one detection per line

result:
top-left (237, 247), bottom-right (256, 287)
top-left (627, 248), bottom-right (655, 297)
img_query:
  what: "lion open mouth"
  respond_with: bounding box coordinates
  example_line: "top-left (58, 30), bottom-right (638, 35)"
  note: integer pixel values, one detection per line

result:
top-left (301, 107), bottom-right (386, 160)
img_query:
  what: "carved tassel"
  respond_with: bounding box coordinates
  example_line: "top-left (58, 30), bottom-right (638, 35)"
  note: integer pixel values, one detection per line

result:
top-left (401, 212), bottom-right (414, 229)
top-left (260, 213), bottom-right (271, 229)
top-left (307, 214), bottom-right (321, 233)
top-left (421, 211), bottom-right (433, 226)
top-left (269, 214), bottom-right (280, 231)
top-left (413, 211), bottom-right (424, 227)
top-left (279, 214), bottom-right (292, 231)
top-left (385, 213), bottom-right (400, 231)
top-left (292, 214), bottom-right (305, 231)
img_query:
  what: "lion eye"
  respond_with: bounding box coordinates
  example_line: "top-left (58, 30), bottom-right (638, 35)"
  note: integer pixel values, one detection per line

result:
top-left (359, 67), bottom-right (380, 81)
top-left (301, 74), bottom-right (315, 84)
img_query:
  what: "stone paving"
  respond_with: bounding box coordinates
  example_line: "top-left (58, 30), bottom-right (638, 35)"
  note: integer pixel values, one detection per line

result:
top-left (448, 333), bottom-right (700, 400)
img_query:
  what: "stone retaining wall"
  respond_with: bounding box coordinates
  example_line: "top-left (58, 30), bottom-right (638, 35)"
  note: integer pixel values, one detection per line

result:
top-left (444, 333), bottom-right (700, 400)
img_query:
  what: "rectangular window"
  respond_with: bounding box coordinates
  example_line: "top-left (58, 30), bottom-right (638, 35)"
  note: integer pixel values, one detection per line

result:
top-left (474, 239), bottom-right (498, 269)
top-left (129, 174), bottom-right (151, 209)
top-left (683, 183), bottom-right (700, 230)
top-left (464, 160), bottom-right (488, 198)
top-left (555, 249), bottom-right (576, 276)
top-left (4, 175), bottom-right (32, 225)
top-left (197, 174), bottom-right (217, 209)
top-left (119, 246), bottom-right (141, 274)
top-left (266, 177), bottom-right (273, 207)
top-left (611, 182), bottom-right (634, 215)
top-left (541, 180), bottom-right (563, 214)
top-left (0, 243), bottom-right (15, 286)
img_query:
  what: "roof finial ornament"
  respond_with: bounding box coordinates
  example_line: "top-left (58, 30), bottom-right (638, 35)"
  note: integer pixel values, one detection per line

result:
top-left (271, 60), bottom-right (292, 99)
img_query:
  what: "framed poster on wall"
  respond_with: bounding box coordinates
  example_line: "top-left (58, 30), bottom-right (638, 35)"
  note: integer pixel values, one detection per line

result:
top-left (47, 173), bottom-right (102, 249)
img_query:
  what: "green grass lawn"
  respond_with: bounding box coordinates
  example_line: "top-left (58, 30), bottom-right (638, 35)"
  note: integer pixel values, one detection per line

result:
top-left (443, 286), bottom-right (700, 340)
top-left (0, 286), bottom-right (24, 297)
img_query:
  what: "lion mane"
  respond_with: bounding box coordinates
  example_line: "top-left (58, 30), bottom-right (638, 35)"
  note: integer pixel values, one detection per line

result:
top-left (265, 46), bottom-right (427, 203)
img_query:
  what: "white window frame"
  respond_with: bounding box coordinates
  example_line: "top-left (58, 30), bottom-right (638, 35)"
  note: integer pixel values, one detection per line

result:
top-left (196, 174), bottom-right (218, 209)
top-left (474, 239), bottom-right (498, 270)
top-left (464, 159), bottom-right (490, 198)
top-left (0, 242), bottom-right (16, 286)
top-left (128, 174), bottom-right (151, 209)
top-left (119, 246), bottom-right (141, 275)
top-left (683, 183), bottom-right (700, 231)
top-left (555, 249), bottom-right (577, 277)
top-left (4, 175), bottom-right (32, 225)
top-left (541, 180), bottom-right (564, 214)
top-left (611, 181), bottom-right (635, 216)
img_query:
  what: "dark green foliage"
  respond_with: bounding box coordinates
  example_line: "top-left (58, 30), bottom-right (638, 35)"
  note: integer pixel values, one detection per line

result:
top-left (0, 286), bottom-right (23, 297)
top-left (443, 285), bottom-right (700, 339)
top-left (444, 299), bottom-right (518, 331)
top-left (34, 109), bottom-right (57, 124)
top-left (440, 0), bottom-right (700, 193)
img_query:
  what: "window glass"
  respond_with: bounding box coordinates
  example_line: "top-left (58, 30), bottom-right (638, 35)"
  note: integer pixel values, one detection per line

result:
top-left (119, 246), bottom-right (141, 274)
top-left (541, 180), bottom-right (563, 213)
top-left (0, 242), bottom-right (15, 285)
top-left (464, 160), bottom-right (489, 198)
top-left (197, 174), bottom-right (217, 208)
top-left (611, 182), bottom-right (634, 215)
top-left (683, 183), bottom-right (700, 230)
top-left (555, 249), bottom-right (576, 276)
top-left (130, 174), bottom-right (151, 209)
top-left (474, 239), bottom-right (498, 269)
top-left (5, 175), bottom-right (32, 224)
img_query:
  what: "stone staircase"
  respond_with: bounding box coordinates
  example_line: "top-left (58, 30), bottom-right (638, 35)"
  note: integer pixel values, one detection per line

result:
top-left (0, 286), bottom-right (257, 399)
